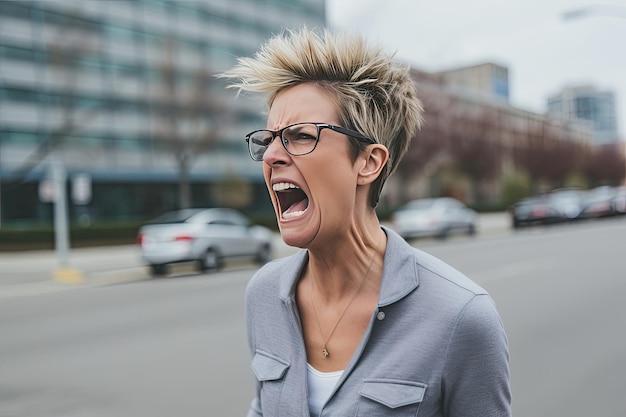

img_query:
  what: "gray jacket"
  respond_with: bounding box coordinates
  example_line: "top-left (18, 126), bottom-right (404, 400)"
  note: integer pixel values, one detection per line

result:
top-left (245, 227), bottom-right (511, 416)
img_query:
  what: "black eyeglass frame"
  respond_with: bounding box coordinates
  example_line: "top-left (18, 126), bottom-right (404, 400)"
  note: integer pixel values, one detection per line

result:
top-left (245, 122), bottom-right (376, 161)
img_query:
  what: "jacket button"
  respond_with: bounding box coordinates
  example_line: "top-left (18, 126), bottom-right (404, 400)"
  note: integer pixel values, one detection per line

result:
top-left (377, 311), bottom-right (386, 320)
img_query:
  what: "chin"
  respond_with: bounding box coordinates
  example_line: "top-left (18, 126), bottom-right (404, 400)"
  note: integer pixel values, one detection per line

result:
top-left (277, 215), bottom-right (318, 249)
top-left (278, 229), bottom-right (309, 249)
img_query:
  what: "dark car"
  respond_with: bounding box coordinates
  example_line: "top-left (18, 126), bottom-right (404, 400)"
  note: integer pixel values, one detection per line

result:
top-left (509, 196), bottom-right (561, 228)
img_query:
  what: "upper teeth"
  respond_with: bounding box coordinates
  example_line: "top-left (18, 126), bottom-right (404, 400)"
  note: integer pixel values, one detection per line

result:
top-left (273, 182), bottom-right (299, 192)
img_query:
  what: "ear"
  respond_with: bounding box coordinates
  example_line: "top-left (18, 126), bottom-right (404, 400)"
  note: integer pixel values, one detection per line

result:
top-left (357, 144), bottom-right (389, 186)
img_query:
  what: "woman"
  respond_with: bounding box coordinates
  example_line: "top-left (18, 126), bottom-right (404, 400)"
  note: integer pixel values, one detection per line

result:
top-left (222, 28), bottom-right (511, 416)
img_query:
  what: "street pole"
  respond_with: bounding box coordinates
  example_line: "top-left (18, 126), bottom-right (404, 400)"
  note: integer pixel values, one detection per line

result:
top-left (51, 159), bottom-right (69, 266)
top-left (51, 158), bottom-right (84, 283)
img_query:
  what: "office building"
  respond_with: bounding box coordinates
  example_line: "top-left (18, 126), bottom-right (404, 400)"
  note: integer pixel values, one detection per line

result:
top-left (547, 85), bottom-right (619, 145)
top-left (0, 0), bottom-right (325, 225)
top-left (437, 62), bottom-right (510, 103)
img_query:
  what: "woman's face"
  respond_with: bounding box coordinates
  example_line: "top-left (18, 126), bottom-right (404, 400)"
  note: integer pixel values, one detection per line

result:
top-left (263, 83), bottom-right (362, 248)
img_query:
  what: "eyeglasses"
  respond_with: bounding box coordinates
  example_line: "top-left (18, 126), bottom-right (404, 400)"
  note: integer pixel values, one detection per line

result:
top-left (245, 122), bottom-right (376, 161)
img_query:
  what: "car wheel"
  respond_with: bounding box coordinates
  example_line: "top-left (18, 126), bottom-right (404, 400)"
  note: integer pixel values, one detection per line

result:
top-left (150, 264), bottom-right (167, 277)
top-left (467, 224), bottom-right (476, 236)
top-left (436, 229), bottom-right (449, 240)
top-left (198, 248), bottom-right (220, 272)
top-left (255, 243), bottom-right (271, 265)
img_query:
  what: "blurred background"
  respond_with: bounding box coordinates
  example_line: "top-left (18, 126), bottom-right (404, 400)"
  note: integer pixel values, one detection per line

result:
top-left (0, 0), bottom-right (624, 249)
top-left (1, 1), bottom-right (625, 416)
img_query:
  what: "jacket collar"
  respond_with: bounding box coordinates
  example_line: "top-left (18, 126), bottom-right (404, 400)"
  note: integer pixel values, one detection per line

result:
top-left (278, 226), bottom-right (420, 307)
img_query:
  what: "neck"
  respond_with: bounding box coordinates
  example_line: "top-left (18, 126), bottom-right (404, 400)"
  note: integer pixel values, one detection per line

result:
top-left (306, 226), bottom-right (385, 301)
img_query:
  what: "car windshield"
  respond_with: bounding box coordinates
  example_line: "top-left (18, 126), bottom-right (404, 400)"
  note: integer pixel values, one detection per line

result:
top-left (550, 192), bottom-right (580, 202)
top-left (148, 209), bottom-right (205, 224)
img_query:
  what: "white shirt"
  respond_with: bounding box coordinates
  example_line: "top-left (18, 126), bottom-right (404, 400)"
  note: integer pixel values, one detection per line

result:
top-left (306, 363), bottom-right (343, 417)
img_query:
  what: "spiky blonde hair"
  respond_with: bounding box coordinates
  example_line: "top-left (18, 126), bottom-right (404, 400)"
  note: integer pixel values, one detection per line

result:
top-left (221, 27), bottom-right (423, 207)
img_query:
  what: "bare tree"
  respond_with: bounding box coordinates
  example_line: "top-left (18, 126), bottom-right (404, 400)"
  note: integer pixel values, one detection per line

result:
top-left (513, 118), bottom-right (555, 191)
top-left (153, 39), bottom-right (228, 209)
top-left (395, 90), bottom-right (454, 201)
top-left (513, 119), bottom-right (588, 190)
top-left (541, 134), bottom-right (584, 187)
top-left (581, 144), bottom-right (626, 186)
top-left (448, 107), bottom-right (502, 203)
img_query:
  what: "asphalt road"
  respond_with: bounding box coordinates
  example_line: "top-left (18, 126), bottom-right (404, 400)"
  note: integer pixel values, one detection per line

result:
top-left (1, 214), bottom-right (625, 416)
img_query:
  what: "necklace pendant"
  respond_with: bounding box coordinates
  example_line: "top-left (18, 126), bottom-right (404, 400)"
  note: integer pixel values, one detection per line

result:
top-left (322, 347), bottom-right (329, 358)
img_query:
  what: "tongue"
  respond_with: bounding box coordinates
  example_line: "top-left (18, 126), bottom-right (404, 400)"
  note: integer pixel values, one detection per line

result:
top-left (284, 197), bottom-right (308, 216)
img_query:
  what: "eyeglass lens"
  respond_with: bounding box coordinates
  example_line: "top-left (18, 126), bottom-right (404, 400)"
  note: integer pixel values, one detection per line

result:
top-left (249, 123), bottom-right (319, 160)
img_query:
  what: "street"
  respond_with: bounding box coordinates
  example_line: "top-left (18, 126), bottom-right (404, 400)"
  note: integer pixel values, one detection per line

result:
top-left (1, 215), bottom-right (625, 416)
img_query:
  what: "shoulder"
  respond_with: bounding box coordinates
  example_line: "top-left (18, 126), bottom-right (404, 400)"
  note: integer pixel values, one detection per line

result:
top-left (412, 246), bottom-right (487, 296)
top-left (412, 247), bottom-right (503, 329)
top-left (382, 228), bottom-right (502, 332)
top-left (245, 250), bottom-right (306, 304)
top-left (381, 227), bottom-right (488, 307)
top-left (408, 248), bottom-right (506, 349)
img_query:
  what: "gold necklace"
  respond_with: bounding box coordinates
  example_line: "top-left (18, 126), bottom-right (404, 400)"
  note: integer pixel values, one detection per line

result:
top-left (309, 233), bottom-right (381, 359)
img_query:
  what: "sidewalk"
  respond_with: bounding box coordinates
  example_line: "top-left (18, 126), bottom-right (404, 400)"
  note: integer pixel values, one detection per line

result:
top-left (0, 213), bottom-right (510, 296)
top-left (0, 233), bottom-right (301, 297)
top-left (0, 245), bottom-right (145, 297)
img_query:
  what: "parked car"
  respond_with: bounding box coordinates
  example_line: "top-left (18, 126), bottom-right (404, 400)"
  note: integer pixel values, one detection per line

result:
top-left (137, 208), bottom-right (274, 276)
top-left (547, 188), bottom-right (586, 221)
top-left (391, 197), bottom-right (477, 240)
top-left (579, 186), bottom-right (617, 219)
top-left (610, 186), bottom-right (626, 215)
top-left (508, 195), bottom-right (561, 228)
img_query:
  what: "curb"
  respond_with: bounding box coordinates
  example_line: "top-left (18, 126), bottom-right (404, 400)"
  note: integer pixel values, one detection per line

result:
top-left (0, 267), bottom-right (151, 299)
top-left (53, 267), bottom-right (86, 284)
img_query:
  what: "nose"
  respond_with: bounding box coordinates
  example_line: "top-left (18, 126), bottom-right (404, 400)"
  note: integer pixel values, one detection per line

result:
top-left (262, 133), bottom-right (290, 165)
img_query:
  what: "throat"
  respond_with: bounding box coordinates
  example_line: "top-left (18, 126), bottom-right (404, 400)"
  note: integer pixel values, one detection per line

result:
top-left (282, 197), bottom-right (309, 219)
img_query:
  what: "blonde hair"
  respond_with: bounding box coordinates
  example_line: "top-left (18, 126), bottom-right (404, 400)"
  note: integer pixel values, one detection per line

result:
top-left (221, 27), bottom-right (424, 207)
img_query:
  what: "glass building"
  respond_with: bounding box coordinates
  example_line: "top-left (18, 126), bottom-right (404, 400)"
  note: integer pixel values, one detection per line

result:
top-left (0, 0), bottom-right (326, 226)
top-left (547, 85), bottom-right (619, 146)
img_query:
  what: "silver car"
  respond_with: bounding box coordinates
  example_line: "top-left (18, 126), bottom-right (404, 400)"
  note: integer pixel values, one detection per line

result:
top-left (391, 197), bottom-right (477, 240)
top-left (137, 208), bottom-right (274, 276)
top-left (548, 188), bottom-right (586, 221)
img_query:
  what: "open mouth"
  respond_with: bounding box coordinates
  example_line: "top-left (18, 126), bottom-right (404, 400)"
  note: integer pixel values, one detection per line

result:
top-left (272, 182), bottom-right (309, 220)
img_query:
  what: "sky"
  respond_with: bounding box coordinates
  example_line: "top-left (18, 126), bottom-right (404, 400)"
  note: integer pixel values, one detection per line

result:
top-left (326, 0), bottom-right (626, 140)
